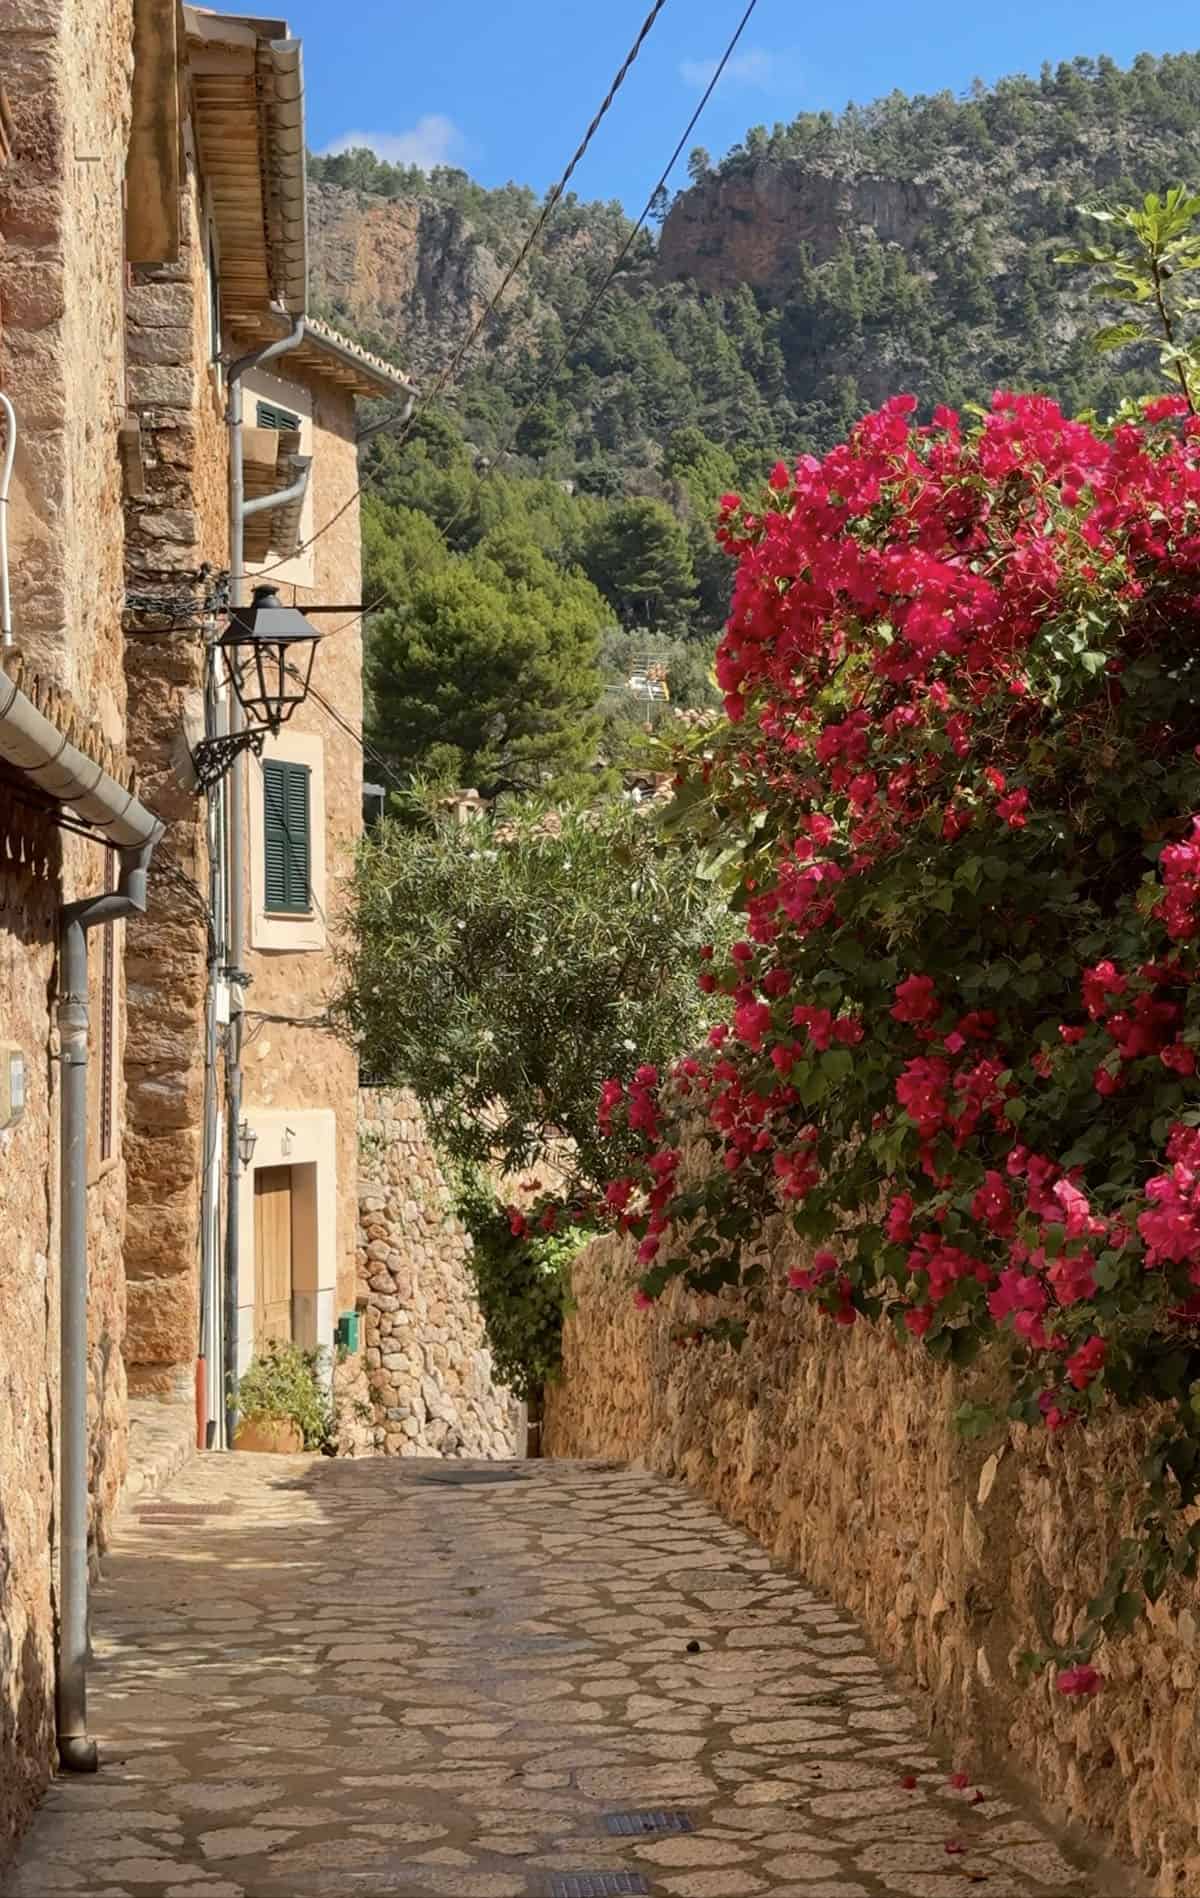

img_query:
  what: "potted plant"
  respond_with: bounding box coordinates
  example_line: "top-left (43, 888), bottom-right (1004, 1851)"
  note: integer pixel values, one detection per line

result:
top-left (233, 1342), bottom-right (332, 1454)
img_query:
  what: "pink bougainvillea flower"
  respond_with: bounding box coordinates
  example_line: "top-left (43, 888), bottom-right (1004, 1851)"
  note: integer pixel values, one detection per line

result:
top-left (1056, 1664), bottom-right (1103, 1697)
top-left (892, 974), bottom-right (940, 1024)
top-left (1065, 1336), bottom-right (1106, 1390)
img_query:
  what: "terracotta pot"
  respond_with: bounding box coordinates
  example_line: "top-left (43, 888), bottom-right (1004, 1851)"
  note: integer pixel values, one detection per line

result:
top-left (234, 1415), bottom-right (304, 1454)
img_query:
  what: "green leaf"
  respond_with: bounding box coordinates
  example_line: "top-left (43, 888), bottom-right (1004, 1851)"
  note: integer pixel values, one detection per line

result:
top-left (1091, 321), bottom-right (1147, 353)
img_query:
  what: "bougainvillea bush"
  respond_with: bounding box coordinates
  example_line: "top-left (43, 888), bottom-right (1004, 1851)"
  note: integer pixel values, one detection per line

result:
top-left (600, 388), bottom-right (1200, 1676)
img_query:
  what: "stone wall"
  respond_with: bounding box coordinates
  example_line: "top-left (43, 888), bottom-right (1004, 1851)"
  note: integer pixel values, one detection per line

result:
top-left (122, 137), bottom-right (228, 1394)
top-left (0, 0), bottom-right (138, 1854)
top-left (357, 1088), bottom-right (520, 1457)
top-left (546, 1207), bottom-right (1200, 1897)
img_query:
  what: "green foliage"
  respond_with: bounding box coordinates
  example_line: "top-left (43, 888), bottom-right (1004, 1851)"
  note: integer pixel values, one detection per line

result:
top-left (576, 497), bottom-right (697, 635)
top-left (235, 1343), bottom-right (333, 1450)
top-left (367, 522), bottom-right (608, 797)
top-left (335, 798), bottom-right (726, 1193)
top-left (1059, 187), bottom-right (1200, 408)
top-left (450, 1163), bottom-right (585, 1402)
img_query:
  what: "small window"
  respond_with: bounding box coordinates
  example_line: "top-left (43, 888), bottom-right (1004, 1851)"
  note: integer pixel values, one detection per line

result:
top-left (256, 398), bottom-right (302, 433)
top-left (262, 759), bottom-right (312, 915)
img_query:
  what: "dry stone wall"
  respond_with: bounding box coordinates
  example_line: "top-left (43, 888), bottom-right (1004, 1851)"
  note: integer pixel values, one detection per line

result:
top-left (546, 1198), bottom-right (1200, 1898)
top-left (357, 1088), bottom-right (520, 1457)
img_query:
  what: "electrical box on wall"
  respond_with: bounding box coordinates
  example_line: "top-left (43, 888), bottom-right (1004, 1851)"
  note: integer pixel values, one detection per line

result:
top-left (0, 1043), bottom-right (27, 1130)
top-left (335, 1311), bottom-right (360, 1354)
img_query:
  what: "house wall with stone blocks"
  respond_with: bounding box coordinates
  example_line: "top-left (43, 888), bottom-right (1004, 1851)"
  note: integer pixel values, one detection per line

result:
top-left (0, 0), bottom-right (139, 1854)
top-left (357, 1088), bottom-right (520, 1457)
top-left (122, 140), bottom-right (230, 1394)
top-left (546, 1165), bottom-right (1200, 1898)
top-left (123, 211), bottom-right (369, 1396)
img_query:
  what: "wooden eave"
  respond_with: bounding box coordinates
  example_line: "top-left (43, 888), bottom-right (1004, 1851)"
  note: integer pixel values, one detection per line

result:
top-left (230, 314), bottom-right (416, 401)
top-left (183, 9), bottom-right (305, 321)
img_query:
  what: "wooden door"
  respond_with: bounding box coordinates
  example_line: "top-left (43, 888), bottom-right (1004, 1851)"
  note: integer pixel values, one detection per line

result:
top-left (254, 1166), bottom-right (293, 1350)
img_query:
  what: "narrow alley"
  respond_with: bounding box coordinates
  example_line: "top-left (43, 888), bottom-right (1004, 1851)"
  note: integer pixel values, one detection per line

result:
top-left (3, 1457), bottom-right (1131, 1898)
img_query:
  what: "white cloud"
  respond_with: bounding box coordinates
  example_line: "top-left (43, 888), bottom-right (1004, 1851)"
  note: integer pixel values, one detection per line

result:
top-left (320, 115), bottom-right (465, 172)
top-left (679, 47), bottom-right (798, 94)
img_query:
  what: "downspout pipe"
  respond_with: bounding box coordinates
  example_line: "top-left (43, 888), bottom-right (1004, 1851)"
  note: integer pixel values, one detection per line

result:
top-left (242, 466), bottom-right (309, 521)
top-left (57, 832), bottom-right (162, 1773)
top-left (222, 317), bottom-right (304, 1450)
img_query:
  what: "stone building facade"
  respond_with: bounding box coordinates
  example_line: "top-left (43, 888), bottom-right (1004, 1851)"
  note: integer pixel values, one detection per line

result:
top-left (117, 6), bottom-right (412, 1425)
top-left (0, 0), bottom-right (148, 1851)
top-left (0, 0), bottom-right (411, 1856)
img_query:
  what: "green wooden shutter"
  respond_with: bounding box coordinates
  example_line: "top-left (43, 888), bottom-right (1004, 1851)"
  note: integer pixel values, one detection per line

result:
top-left (256, 398), bottom-right (301, 432)
top-left (262, 759), bottom-right (312, 914)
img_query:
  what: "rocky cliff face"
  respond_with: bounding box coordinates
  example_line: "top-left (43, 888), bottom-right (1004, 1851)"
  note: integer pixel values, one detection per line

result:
top-left (659, 162), bottom-right (930, 292)
top-left (308, 181), bottom-right (511, 380)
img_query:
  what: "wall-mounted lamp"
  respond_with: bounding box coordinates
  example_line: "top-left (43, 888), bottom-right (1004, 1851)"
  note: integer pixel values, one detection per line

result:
top-left (281, 1126), bottom-right (295, 1157)
top-left (238, 1119), bottom-right (258, 1168)
top-left (192, 585), bottom-right (323, 789)
top-left (221, 586), bottom-right (321, 733)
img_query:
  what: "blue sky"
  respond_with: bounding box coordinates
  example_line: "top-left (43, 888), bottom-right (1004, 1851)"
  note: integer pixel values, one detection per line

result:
top-left (284, 0), bottom-right (1197, 210)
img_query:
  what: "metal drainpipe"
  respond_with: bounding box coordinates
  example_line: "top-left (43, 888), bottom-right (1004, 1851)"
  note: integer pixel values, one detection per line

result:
top-left (222, 318), bottom-right (304, 1449)
top-left (58, 839), bottom-right (159, 1771)
top-left (198, 662), bottom-right (225, 1448)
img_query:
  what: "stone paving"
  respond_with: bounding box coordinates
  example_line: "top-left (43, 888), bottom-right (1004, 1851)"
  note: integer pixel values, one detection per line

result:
top-left (2, 1456), bottom-right (1136, 1898)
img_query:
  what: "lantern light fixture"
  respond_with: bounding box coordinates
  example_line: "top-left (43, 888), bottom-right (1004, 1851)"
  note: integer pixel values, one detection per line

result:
top-left (237, 1119), bottom-right (258, 1168)
top-left (220, 585), bottom-right (322, 732)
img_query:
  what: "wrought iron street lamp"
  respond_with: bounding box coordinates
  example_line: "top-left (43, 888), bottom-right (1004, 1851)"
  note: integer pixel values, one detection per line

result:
top-left (220, 586), bottom-right (322, 732)
top-left (193, 586), bottom-right (323, 788)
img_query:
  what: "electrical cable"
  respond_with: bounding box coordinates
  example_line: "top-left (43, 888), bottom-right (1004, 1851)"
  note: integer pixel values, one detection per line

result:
top-left (277, 0), bottom-right (760, 654)
top-left (242, 0), bottom-right (762, 794)
top-left (254, 0), bottom-right (675, 580)
top-left (437, 0), bottom-right (760, 548)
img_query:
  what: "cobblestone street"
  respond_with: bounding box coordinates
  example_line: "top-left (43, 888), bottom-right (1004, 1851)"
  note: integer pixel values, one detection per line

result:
top-left (3, 1457), bottom-right (1134, 1898)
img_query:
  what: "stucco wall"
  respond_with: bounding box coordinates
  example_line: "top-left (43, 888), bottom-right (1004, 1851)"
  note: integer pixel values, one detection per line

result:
top-left (242, 373), bottom-right (364, 1332)
top-left (546, 1201), bottom-right (1200, 1897)
top-left (357, 1088), bottom-right (521, 1457)
top-left (0, 0), bottom-right (137, 1853)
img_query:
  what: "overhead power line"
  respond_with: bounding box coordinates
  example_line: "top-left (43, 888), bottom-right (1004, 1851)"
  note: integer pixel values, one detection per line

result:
top-left (255, 0), bottom-right (674, 581)
top-left (273, 0), bottom-right (761, 791)
top-left (291, 0), bottom-right (762, 658)
top-left (437, 0), bottom-right (761, 549)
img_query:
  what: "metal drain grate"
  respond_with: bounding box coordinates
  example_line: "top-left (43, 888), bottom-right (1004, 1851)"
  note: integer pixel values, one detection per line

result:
top-left (603, 1810), bottom-right (694, 1837)
top-left (548, 1877), bottom-right (649, 1898)
top-left (414, 1468), bottom-right (526, 1487)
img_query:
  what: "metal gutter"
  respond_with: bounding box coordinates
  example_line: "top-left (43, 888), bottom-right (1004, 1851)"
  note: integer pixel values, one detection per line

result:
top-left (261, 36), bottom-right (307, 315)
top-left (0, 667), bottom-right (162, 848)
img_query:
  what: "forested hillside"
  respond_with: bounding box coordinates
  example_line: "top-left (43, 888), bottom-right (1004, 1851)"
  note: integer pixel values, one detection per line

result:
top-left (308, 50), bottom-right (1200, 789)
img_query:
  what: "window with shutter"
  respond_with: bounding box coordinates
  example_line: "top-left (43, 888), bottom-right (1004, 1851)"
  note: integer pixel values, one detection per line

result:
top-left (262, 759), bottom-right (312, 915)
top-left (256, 398), bottom-right (301, 433)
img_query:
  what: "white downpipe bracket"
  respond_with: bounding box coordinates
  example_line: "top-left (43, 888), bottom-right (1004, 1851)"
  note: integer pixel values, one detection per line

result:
top-left (0, 390), bottom-right (16, 646)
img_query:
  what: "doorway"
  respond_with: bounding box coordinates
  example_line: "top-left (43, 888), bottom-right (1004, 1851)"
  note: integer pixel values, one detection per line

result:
top-left (253, 1165), bottom-right (294, 1350)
